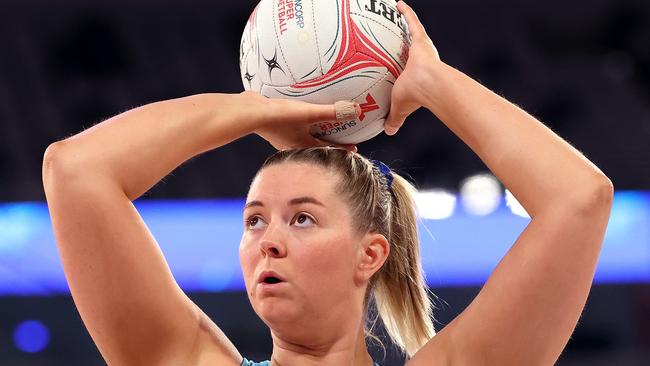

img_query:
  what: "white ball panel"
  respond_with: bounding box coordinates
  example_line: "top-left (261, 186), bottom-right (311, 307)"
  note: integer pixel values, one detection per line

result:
top-left (341, 117), bottom-right (385, 144)
top-left (353, 0), bottom-right (408, 36)
top-left (350, 9), bottom-right (410, 74)
top-left (240, 5), bottom-right (264, 92)
top-left (274, 0), bottom-right (323, 83)
top-left (350, 0), bottom-right (364, 13)
top-left (260, 65), bottom-right (386, 103)
top-left (313, 0), bottom-right (347, 75)
top-left (240, 20), bottom-right (252, 65)
top-left (241, 48), bottom-right (264, 92)
top-left (254, 0), bottom-right (295, 86)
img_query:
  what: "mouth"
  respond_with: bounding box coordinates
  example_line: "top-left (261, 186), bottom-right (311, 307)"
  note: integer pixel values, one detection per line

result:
top-left (263, 276), bottom-right (282, 284)
top-left (258, 271), bottom-right (286, 285)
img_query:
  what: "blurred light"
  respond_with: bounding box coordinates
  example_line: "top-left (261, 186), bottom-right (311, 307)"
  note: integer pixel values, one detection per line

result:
top-left (0, 195), bottom-right (647, 295)
top-left (460, 174), bottom-right (501, 216)
top-left (13, 320), bottom-right (49, 353)
top-left (0, 204), bottom-right (38, 254)
top-left (199, 259), bottom-right (236, 292)
top-left (416, 189), bottom-right (457, 220)
top-left (505, 189), bottom-right (530, 218)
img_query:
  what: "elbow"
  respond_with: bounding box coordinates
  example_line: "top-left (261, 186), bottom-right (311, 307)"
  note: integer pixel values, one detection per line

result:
top-left (570, 173), bottom-right (614, 215)
top-left (42, 141), bottom-right (64, 188)
top-left (588, 174), bottom-right (614, 209)
top-left (598, 175), bottom-right (615, 205)
top-left (42, 140), bottom-right (82, 191)
top-left (43, 141), bottom-right (125, 200)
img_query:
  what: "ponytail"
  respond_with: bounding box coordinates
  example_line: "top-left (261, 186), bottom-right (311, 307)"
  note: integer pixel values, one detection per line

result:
top-left (371, 173), bottom-right (435, 357)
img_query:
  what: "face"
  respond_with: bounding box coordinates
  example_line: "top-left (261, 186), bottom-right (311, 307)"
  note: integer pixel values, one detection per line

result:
top-left (239, 162), bottom-right (366, 332)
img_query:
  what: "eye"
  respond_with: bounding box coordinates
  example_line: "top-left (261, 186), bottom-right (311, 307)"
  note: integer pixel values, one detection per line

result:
top-left (245, 215), bottom-right (267, 230)
top-left (291, 213), bottom-right (316, 228)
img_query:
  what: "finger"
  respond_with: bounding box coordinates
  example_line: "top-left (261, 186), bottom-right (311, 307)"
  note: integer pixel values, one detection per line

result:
top-left (384, 104), bottom-right (407, 136)
top-left (397, 1), bottom-right (427, 40)
top-left (297, 100), bottom-right (360, 124)
top-left (384, 117), bottom-right (404, 136)
top-left (334, 100), bottom-right (361, 122)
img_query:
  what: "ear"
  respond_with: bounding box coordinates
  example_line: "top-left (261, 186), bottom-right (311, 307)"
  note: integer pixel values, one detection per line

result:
top-left (355, 233), bottom-right (390, 284)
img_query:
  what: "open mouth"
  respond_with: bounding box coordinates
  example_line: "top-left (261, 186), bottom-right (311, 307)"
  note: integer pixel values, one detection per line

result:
top-left (258, 271), bottom-right (286, 286)
top-left (263, 276), bottom-right (282, 284)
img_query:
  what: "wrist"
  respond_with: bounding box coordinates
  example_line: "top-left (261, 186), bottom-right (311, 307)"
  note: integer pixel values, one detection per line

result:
top-left (420, 60), bottom-right (454, 113)
top-left (236, 91), bottom-right (279, 134)
top-left (188, 92), bottom-right (262, 151)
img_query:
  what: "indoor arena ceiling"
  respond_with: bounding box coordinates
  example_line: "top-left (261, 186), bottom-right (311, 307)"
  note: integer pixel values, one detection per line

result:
top-left (1, 0), bottom-right (648, 201)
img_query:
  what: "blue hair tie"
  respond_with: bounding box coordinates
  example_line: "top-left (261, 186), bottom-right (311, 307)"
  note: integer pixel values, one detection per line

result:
top-left (370, 160), bottom-right (394, 190)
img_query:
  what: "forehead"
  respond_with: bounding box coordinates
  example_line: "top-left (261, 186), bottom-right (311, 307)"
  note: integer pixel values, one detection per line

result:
top-left (247, 162), bottom-right (342, 202)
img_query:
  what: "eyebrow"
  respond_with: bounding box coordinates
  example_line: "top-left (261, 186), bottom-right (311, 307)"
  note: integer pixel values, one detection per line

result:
top-left (244, 196), bottom-right (326, 210)
top-left (289, 196), bottom-right (326, 207)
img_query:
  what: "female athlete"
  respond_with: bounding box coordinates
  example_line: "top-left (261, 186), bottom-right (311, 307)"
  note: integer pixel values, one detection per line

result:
top-left (43, 2), bottom-right (613, 365)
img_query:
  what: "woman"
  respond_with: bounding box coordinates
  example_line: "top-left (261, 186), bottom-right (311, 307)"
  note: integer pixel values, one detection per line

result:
top-left (42, 1), bottom-right (613, 365)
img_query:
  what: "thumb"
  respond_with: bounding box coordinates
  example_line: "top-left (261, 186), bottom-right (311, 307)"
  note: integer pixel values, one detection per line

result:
top-left (385, 101), bottom-right (407, 136)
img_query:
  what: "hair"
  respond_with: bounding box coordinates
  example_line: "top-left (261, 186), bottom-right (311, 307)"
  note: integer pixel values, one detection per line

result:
top-left (259, 147), bottom-right (435, 358)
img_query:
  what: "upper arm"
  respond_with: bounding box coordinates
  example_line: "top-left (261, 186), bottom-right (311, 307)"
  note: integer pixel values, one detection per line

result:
top-left (43, 143), bottom-right (241, 366)
top-left (408, 182), bottom-right (613, 366)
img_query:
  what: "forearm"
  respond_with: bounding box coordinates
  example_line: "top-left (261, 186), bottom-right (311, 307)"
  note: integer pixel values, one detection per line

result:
top-left (424, 61), bottom-right (611, 216)
top-left (44, 93), bottom-right (255, 200)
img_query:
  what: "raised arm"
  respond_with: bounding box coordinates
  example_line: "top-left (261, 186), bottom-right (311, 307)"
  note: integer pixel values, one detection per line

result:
top-left (42, 91), bottom-right (347, 366)
top-left (389, 2), bottom-right (613, 365)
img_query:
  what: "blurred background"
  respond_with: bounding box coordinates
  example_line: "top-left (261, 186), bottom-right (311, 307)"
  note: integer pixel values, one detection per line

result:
top-left (1, 0), bottom-right (649, 365)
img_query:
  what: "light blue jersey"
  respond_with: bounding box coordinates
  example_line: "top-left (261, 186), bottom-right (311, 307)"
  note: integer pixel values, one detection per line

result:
top-left (241, 358), bottom-right (271, 366)
top-left (241, 358), bottom-right (379, 366)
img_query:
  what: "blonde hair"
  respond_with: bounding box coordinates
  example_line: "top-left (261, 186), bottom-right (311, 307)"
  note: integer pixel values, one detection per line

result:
top-left (260, 147), bottom-right (435, 357)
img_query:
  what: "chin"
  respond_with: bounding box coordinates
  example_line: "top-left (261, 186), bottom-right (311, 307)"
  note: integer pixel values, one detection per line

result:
top-left (254, 297), bottom-right (301, 327)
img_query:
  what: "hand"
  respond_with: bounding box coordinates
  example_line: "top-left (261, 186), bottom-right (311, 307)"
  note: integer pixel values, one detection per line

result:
top-left (241, 91), bottom-right (359, 151)
top-left (385, 0), bottom-right (441, 136)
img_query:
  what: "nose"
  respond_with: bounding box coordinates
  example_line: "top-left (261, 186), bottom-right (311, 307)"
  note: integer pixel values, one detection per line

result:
top-left (259, 224), bottom-right (287, 258)
top-left (260, 240), bottom-right (286, 258)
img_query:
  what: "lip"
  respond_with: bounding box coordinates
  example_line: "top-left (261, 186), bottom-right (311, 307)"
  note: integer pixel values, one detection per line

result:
top-left (257, 270), bottom-right (286, 284)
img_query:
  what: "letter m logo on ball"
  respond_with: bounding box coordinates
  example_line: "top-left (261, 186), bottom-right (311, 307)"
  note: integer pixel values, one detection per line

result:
top-left (240, 0), bottom-right (411, 144)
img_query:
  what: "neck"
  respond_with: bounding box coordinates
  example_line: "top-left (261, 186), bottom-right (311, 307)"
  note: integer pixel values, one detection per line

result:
top-left (270, 321), bottom-right (373, 366)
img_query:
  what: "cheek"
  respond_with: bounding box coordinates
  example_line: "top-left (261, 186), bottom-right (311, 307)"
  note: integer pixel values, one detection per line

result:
top-left (294, 232), bottom-right (357, 282)
top-left (239, 239), bottom-right (258, 289)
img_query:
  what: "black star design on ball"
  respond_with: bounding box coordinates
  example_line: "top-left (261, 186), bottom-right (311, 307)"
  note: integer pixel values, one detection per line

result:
top-left (263, 49), bottom-right (285, 82)
top-left (243, 68), bottom-right (255, 88)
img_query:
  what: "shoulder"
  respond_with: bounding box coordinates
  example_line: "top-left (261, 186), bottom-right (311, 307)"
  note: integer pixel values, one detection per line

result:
top-left (405, 330), bottom-right (454, 366)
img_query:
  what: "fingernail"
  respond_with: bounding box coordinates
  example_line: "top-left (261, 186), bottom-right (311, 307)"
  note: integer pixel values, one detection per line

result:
top-left (334, 101), bottom-right (359, 122)
top-left (354, 103), bottom-right (361, 117)
top-left (385, 127), bottom-right (398, 136)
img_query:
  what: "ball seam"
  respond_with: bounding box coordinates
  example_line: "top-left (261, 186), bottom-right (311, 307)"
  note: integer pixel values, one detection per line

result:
top-left (349, 11), bottom-right (408, 40)
top-left (272, 0), bottom-right (297, 83)
top-left (311, 0), bottom-right (324, 76)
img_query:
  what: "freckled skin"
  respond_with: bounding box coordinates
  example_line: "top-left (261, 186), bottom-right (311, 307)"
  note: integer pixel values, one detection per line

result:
top-left (239, 162), bottom-right (365, 341)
